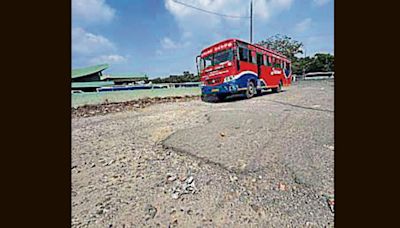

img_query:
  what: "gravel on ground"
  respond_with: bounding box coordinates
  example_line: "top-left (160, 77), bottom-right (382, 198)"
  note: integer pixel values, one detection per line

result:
top-left (72, 79), bottom-right (334, 227)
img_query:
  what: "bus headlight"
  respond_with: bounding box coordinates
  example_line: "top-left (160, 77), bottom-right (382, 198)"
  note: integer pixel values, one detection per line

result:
top-left (224, 76), bottom-right (235, 83)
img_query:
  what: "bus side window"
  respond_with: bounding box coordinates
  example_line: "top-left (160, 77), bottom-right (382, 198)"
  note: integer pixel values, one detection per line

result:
top-left (248, 50), bottom-right (253, 63)
top-left (275, 59), bottom-right (281, 68)
top-left (251, 51), bottom-right (257, 64)
top-left (265, 55), bottom-right (271, 66)
top-left (239, 47), bottom-right (249, 62)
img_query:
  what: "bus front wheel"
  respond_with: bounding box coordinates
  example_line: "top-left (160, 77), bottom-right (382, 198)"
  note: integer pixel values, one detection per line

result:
top-left (245, 81), bottom-right (256, 99)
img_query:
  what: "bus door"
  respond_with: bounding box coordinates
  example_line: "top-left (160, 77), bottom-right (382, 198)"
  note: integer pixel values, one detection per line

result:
top-left (256, 53), bottom-right (263, 78)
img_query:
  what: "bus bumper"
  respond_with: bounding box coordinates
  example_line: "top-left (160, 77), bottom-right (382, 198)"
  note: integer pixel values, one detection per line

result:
top-left (201, 82), bottom-right (241, 95)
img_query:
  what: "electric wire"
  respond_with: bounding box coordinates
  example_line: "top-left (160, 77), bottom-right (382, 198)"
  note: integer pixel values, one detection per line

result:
top-left (171, 0), bottom-right (250, 19)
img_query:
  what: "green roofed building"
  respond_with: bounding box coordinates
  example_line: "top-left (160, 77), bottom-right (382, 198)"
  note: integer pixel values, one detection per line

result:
top-left (71, 64), bottom-right (110, 92)
top-left (71, 64), bottom-right (109, 82)
top-left (71, 64), bottom-right (150, 92)
top-left (100, 73), bottom-right (148, 85)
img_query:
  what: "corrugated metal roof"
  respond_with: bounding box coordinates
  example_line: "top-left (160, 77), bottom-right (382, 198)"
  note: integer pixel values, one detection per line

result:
top-left (71, 64), bottom-right (109, 79)
top-left (71, 81), bottom-right (114, 89)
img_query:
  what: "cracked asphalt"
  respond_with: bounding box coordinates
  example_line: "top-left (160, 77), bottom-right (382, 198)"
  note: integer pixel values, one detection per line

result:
top-left (72, 79), bottom-right (334, 227)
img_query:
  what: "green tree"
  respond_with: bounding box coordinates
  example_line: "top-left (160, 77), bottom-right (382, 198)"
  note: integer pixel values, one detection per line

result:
top-left (292, 56), bottom-right (313, 75)
top-left (307, 53), bottom-right (334, 72)
top-left (149, 71), bottom-right (200, 83)
top-left (256, 34), bottom-right (304, 61)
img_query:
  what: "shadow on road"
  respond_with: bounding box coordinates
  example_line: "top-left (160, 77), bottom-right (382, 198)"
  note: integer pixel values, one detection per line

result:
top-left (205, 90), bottom-right (287, 103)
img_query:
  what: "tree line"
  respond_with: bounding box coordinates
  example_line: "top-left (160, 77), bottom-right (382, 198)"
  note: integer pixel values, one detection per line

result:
top-left (150, 71), bottom-right (199, 83)
top-left (256, 34), bottom-right (334, 75)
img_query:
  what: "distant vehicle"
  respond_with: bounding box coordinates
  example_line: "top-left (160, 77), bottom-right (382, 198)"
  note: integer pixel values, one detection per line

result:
top-left (196, 38), bottom-right (292, 101)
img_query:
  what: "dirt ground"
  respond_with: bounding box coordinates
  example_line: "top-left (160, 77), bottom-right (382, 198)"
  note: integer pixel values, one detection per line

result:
top-left (72, 79), bottom-right (334, 227)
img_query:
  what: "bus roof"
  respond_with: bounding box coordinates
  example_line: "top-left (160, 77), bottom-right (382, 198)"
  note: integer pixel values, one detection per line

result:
top-left (201, 38), bottom-right (290, 62)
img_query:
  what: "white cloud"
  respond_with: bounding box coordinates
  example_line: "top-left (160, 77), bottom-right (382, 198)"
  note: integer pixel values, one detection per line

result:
top-left (72, 27), bottom-right (115, 55)
top-left (182, 31), bottom-right (193, 39)
top-left (312, 0), bottom-right (330, 6)
top-left (253, 0), bottom-right (293, 20)
top-left (165, 0), bottom-right (293, 21)
top-left (160, 37), bottom-right (191, 50)
top-left (89, 54), bottom-right (127, 65)
top-left (161, 37), bottom-right (179, 49)
top-left (295, 18), bottom-right (312, 32)
top-left (164, 0), bottom-right (293, 44)
top-left (72, 0), bottom-right (116, 24)
top-left (156, 50), bottom-right (164, 56)
top-left (72, 27), bottom-right (128, 66)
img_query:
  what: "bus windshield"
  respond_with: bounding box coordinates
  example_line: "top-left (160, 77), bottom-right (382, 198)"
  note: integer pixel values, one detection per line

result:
top-left (200, 49), bottom-right (233, 71)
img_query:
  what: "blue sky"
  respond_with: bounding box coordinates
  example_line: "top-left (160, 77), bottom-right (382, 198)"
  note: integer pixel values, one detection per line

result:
top-left (72, 0), bottom-right (333, 78)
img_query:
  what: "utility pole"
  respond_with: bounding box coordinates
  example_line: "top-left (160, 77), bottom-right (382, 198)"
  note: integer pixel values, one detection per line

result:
top-left (302, 47), bottom-right (306, 79)
top-left (250, 0), bottom-right (253, 43)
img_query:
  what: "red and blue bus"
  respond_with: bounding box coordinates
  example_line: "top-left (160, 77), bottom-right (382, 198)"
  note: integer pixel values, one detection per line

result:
top-left (196, 38), bottom-right (292, 101)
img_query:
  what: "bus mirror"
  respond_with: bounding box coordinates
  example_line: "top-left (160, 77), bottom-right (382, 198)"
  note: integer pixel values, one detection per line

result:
top-left (195, 55), bottom-right (200, 75)
top-left (236, 59), bottom-right (240, 71)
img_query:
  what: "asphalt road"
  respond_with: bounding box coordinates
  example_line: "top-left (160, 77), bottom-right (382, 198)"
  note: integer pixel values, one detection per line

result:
top-left (72, 79), bottom-right (334, 227)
